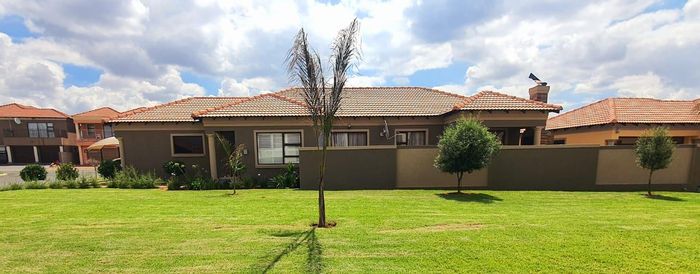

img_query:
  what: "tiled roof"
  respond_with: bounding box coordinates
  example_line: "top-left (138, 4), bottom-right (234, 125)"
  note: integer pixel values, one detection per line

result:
top-left (72, 107), bottom-right (121, 120)
top-left (114, 87), bottom-right (562, 122)
top-left (110, 97), bottom-right (247, 122)
top-left (195, 94), bottom-right (309, 117)
top-left (0, 103), bottom-right (69, 118)
top-left (457, 91), bottom-right (563, 111)
top-left (547, 98), bottom-right (700, 130)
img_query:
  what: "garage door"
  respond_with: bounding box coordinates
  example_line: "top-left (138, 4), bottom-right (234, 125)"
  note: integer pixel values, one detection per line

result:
top-left (10, 146), bottom-right (35, 163)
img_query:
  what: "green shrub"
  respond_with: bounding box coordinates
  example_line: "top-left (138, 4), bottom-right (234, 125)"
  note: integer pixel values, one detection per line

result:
top-left (24, 181), bottom-right (48, 189)
top-left (48, 180), bottom-right (64, 189)
top-left (64, 180), bottom-right (79, 189)
top-left (113, 167), bottom-right (160, 189)
top-left (1, 183), bottom-right (24, 191)
top-left (163, 161), bottom-right (186, 177)
top-left (20, 164), bottom-right (47, 181)
top-left (269, 164), bottom-right (299, 189)
top-left (77, 177), bottom-right (94, 189)
top-left (56, 163), bottom-right (79, 181)
top-left (242, 177), bottom-right (259, 189)
top-left (97, 160), bottom-right (121, 179)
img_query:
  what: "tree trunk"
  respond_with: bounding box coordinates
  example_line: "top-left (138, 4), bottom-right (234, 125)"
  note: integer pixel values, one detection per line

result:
top-left (317, 135), bottom-right (329, 227)
top-left (456, 172), bottom-right (464, 193)
top-left (647, 169), bottom-right (653, 196)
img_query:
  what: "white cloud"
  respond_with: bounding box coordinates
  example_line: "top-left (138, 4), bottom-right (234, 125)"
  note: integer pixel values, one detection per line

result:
top-left (346, 75), bottom-right (386, 87)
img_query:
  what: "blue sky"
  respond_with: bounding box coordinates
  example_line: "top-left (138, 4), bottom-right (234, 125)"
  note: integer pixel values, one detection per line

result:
top-left (0, 0), bottom-right (698, 113)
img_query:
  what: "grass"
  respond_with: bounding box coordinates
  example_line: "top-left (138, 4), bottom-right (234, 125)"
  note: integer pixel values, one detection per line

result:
top-left (0, 189), bottom-right (698, 273)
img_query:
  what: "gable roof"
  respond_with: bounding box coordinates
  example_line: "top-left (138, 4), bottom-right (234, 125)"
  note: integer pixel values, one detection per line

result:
top-left (196, 87), bottom-right (561, 118)
top-left (0, 103), bottom-right (69, 119)
top-left (110, 97), bottom-right (247, 122)
top-left (546, 98), bottom-right (700, 130)
top-left (72, 107), bottom-right (121, 121)
top-left (112, 87), bottom-right (562, 122)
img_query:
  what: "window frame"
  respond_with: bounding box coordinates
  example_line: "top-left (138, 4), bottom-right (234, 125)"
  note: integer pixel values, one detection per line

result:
top-left (330, 129), bottom-right (370, 147)
top-left (394, 129), bottom-right (429, 146)
top-left (170, 133), bottom-right (206, 157)
top-left (103, 124), bottom-right (114, 138)
top-left (254, 130), bottom-right (303, 168)
top-left (27, 122), bottom-right (55, 138)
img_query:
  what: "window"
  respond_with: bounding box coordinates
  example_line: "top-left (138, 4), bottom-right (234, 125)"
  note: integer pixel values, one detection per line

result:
top-left (103, 125), bottom-right (114, 138)
top-left (331, 131), bottom-right (368, 147)
top-left (553, 139), bottom-right (566, 145)
top-left (86, 124), bottom-right (96, 138)
top-left (171, 134), bottom-right (205, 156)
top-left (256, 132), bottom-right (301, 165)
top-left (396, 130), bottom-right (427, 146)
top-left (0, 146), bottom-right (7, 163)
top-left (670, 137), bottom-right (685, 144)
top-left (28, 123), bottom-right (55, 138)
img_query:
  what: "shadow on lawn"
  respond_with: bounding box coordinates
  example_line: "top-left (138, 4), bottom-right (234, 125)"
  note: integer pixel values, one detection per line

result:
top-left (258, 228), bottom-right (322, 273)
top-left (642, 194), bottom-right (685, 202)
top-left (436, 192), bottom-right (503, 203)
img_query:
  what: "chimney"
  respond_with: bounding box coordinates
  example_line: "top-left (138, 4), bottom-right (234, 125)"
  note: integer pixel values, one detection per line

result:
top-left (528, 84), bottom-right (550, 103)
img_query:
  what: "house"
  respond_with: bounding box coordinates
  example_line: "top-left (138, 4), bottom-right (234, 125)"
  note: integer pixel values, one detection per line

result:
top-left (110, 86), bottom-right (561, 180)
top-left (0, 103), bottom-right (79, 164)
top-left (71, 107), bottom-right (122, 165)
top-left (547, 98), bottom-right (700, 145)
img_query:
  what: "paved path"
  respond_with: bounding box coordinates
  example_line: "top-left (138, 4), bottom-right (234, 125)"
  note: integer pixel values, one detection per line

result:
top-left (0, 165), bottom-right (97, 186)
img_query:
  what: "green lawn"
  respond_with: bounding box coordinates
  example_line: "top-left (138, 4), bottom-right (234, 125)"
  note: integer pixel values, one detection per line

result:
top-left (0, 189), bottom-right (699, 273)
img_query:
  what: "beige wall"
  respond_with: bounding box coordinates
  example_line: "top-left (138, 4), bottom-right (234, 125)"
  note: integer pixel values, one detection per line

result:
top-left (551, 124), bottom-right (700, 145)
top-left (596, 146), bottom-right (694, 185)
top-left (395, 147), bottom-right (487, 188)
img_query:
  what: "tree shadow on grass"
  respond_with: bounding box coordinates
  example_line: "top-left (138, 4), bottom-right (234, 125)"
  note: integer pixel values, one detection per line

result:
top-left (641, 194), bottom-right (685, 202)
top-left (257, 227), bottom-right (322, 273)
top-left (436, 192), bottom-right (503, 203)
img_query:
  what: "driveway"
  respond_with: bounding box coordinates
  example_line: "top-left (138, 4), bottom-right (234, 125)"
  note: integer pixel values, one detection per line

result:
top-left (0, 165), bottom-right (97, 186)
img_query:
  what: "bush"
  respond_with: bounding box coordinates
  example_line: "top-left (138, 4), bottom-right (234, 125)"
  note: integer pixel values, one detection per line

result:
top-left (97, 160), bottom-right (121, 179)
top-left (0, 183), bottom-right (24, 191)
top-left (76, 177), bottom-right (96, 189)
top-left (48, 180), bottom-right (64, 189)
top-left (63, 180), bottom-right (79, 189)
top-left (112, 167), bottom-right (160, 189)
top-left (20, 164), bottom-right (47, 182)
top-left (24, 181), bottom-right (48, 189)
top-left (268, 164), bottom-right (299, 189)
top-left (163, 161), bottom-right (186, 177)
top-left (167, 164), bottom-right (216, 190)
top-left (56, 163), bottom-right (80, 181)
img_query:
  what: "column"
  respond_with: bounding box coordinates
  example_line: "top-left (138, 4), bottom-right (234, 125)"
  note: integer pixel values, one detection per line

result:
top-left (6, 146), bottom-right (12, 163)
top-left (117, 137), bottom-right (125, 168)
top-left (533, 126), bottom-right (543, 145)
top-left (33, 146), bottom-right (39, 163)
top-left (206, 133), bottom-right (218, 180)
top-left (78, 146), bottom-right (85, 165)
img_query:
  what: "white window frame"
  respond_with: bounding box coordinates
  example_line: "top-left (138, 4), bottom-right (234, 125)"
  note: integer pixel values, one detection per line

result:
top-left (394, 129), bottom-right (429, 146)
top-left (170, 133), bottom-right (206, 157)
top-left (330, 129), bottom-right (370, 147)
top-left (253, 129), bottom-right (304, 168)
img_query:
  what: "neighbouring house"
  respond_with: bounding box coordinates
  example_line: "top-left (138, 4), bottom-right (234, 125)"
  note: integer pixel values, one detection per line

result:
top-left (71, 107), bottom-right (122, 165)
top-left (547, 98), bottom-right (700, 145)
top-left (0, 103), bottom-right (79, 164)
top-left (110, 86), bottom-right (562, 181)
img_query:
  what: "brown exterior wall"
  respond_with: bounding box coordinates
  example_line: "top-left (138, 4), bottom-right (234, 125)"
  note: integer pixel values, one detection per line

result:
top-left (299, 146), bottom-right (396, 190)
top-left (488, 146), bottom-right (600, 190)
top-left (689, 147), bottom-right (700, 191)
top-left (0, 118), bottom-right (78, 164)
top-left (116, 130), bottom-right (211, 177)
top-left (551, 124), bottom-right (700, 145)
top-left (395, 147), bottom-right (488, 188)
top-left (596, 146), bottom-right (693, 185)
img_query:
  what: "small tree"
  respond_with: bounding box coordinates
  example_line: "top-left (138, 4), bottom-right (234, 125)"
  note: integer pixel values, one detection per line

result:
top-left (635, 127), bottom-right (675, 196)
top-left (217, 134), bottom-right (247, 195)
top-left (285, 19), bottom-right (361, 227)
top-left (435, 118), bottom-right (501, 193)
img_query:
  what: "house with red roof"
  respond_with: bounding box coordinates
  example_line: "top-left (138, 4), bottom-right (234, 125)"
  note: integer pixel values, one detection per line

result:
top-left (71, 107), bottom-right (123, 165)
top-left (547, 98), bottom-right (700, 145)
top-left (0, 103), bottom-right (79, 164)
top-left (109, 85), bottom-right (562, 181)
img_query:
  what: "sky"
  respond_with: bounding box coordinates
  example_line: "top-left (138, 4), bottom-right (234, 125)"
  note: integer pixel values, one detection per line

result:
top-left (0, 0), bottom-right (699, 114)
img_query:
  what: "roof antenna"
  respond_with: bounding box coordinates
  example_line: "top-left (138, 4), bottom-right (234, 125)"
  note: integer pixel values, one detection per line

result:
top-left (528, 73), bottom-right (547, 86)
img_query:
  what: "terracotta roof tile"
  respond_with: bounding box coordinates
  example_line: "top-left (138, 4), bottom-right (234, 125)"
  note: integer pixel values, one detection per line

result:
top-left (547, 98), bottom-right (700, 130)
top-left (457, 91), bottom-right (563, 111)
top-left (196, 94), bottom-right (309, 117)
top-left (110, 97), bottom-right (246, 122)
top-left (0, 103), bottom-right (69, 118)
top-left (72, 107), bottom-right (122, 121)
